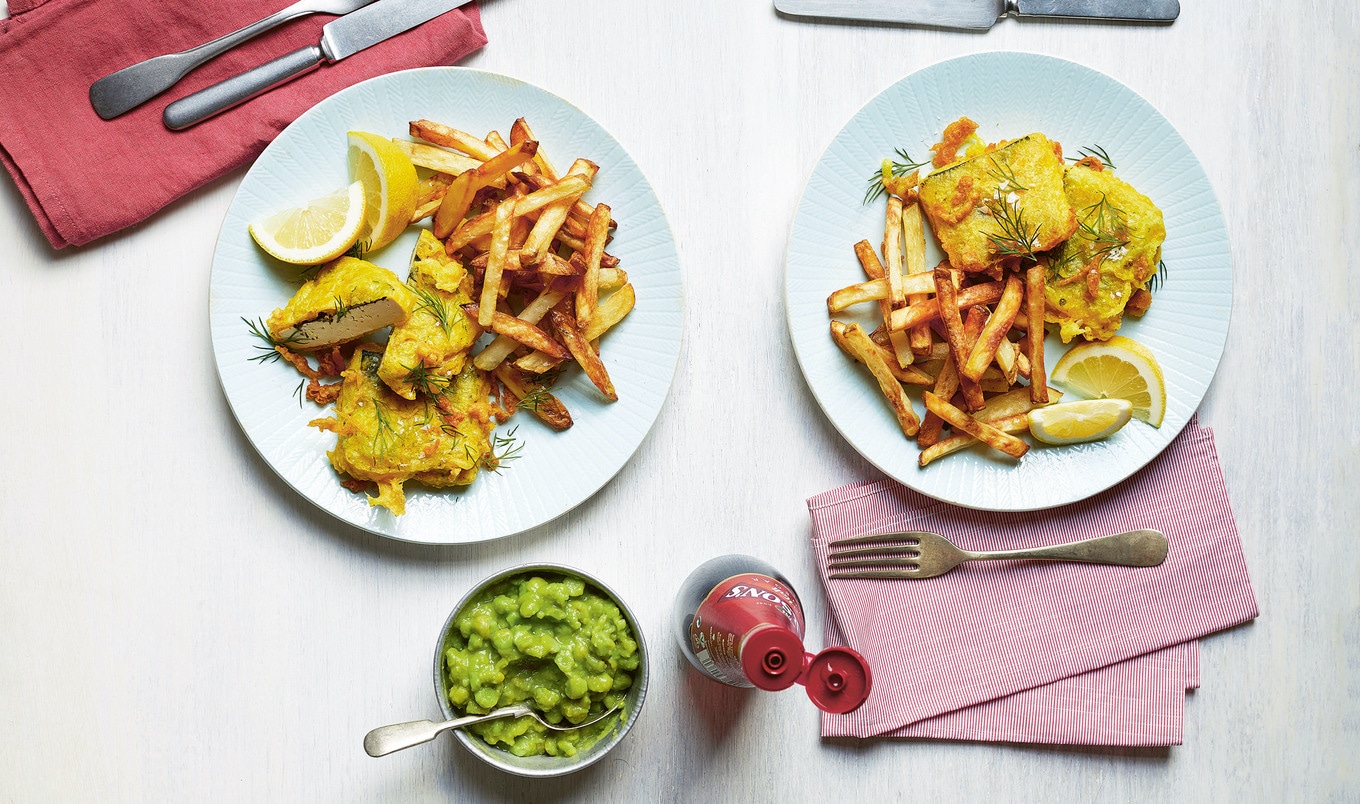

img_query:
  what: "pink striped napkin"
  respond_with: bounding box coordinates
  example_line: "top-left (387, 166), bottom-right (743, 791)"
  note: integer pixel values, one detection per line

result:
top-left (809, 418), bottom-right (1254, 746)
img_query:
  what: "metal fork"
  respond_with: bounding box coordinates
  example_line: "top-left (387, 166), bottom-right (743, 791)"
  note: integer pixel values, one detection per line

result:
top-left (363, 704), bottom-right (622, 757)
top-left (827, 528), bottom-right (1167, 580)
top-left (89, 0), bottom-right (378, 119)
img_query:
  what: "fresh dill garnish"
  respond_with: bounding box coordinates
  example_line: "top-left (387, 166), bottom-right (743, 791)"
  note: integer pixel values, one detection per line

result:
top-left (517, 386), bottom-right (551, 412)
top-left (331, 296), bottom-right (352, 321)
top-left (404, 362), bottom-right (451, 398)
top-left (409, 283), bottom-right (456, 337)
top-left (243, 316), bottom-right (304, 364)
top-left (344, 239), bottom-right (371, 260)
top-left (1148, 260), bottom-right (1168, 293)
top-left (371, 400), bottom-right (398, 456)
top-left (1075, 192), bottom-right (1131, 262)
top-left (863, 148), bottom-right (928, 205)
top-left (1069, 145), bottom-right (1116, 170)
top-left (985, 155), bottom-right (1029, 192)
top-left (293, 379), bottom-right (307, 408)
top-left (480, 426), bottom-right (524, 474)
top-left (981, 197), bottom-right (1042, 262)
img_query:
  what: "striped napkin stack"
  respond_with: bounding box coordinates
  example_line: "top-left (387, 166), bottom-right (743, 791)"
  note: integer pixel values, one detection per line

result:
top-left (809, 419), bottom-right (1256, 746)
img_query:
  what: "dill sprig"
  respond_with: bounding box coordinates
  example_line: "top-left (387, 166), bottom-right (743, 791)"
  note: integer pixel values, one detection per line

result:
top-left (404, 362), bottom-right (451, 398)
top-left (479, 426), bottom-right (524, 474)
top-left (863, 148), bottom-right (928, 205)
top-left (1069, 145), bottom-right (1116, 170)
top-left (1075, 193), bottom-right (1131, 262)
top-left (243, 317), bottom-right (304, 364)
top-left (371, 400), bottom-right (398, 456)
top-left (985, 156), bottom-right (1029, 192)
top-left (344, 239), bottom-right (371, 260)
top-left (1148, 260), bottom-right (1168, 294)
top-left (517, 386), bottom-right (551, 412)
top-left (293, 379), bottom-right (307, 408)
top-left (981, 196), bottom-right (1042, 261)
top-left (409, 283), bottom-right (456, 337)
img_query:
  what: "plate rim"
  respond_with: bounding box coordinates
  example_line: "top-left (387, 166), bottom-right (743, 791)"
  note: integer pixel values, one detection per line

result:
top-left (210, 65), bottom-right (686, 544)
top-left (783, 50), bottom-right (1232, 512)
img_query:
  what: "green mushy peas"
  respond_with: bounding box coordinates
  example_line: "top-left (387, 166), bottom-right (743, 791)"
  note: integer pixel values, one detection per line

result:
top-left (444, 573), bottom-right (639, 757)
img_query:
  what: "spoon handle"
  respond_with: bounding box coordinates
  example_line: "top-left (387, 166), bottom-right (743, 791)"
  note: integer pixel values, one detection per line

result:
top-left (964, 528), bottom-right (1168, 567)
top-left (363, 708), bottom-right (527, 757)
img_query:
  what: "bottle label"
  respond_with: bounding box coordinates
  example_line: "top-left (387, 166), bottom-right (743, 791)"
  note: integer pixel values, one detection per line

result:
top-left (689, 573), bottom-right (805, 688)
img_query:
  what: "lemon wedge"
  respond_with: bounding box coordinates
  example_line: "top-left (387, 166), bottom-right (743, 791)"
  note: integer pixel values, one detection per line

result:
top-left (1050, 335), bottom-right (1166, 427)
top-left (247, 181), bottom-right (367, 265)
top-left (347, 131), bottom-right (418, 252)
top-left (1027, 399), bottom-right (1133, 445)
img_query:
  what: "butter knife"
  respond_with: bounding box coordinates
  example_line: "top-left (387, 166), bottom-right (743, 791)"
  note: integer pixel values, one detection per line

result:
top-left (163, 0), bottom-right (471, 130)
top-left (90, 0), bottom-right (380, 120)
top-left (773, 0), bottom-right (1180, 29)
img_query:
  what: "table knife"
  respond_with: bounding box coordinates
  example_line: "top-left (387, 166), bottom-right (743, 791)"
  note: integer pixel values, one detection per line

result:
top-left (773, 0), bottom-right (1180, 29)
top-left (163, 0), bottom-right (471, 130)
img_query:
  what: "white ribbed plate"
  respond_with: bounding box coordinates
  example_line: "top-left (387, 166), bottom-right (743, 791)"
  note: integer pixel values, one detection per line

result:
top-left (211, 68), bottom-right (683, 544)
top-left (786, 53), bottom-right (1231, 511)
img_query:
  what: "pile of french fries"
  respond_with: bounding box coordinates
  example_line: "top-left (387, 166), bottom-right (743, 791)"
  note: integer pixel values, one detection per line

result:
top-left (399, 117), bottom-right (636, 431)
top-left (827, 192), bottom-right (1059, 467)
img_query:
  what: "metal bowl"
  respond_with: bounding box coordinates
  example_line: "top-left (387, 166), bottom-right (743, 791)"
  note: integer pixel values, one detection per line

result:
top-left (432, 563), bottom-right (649, 777)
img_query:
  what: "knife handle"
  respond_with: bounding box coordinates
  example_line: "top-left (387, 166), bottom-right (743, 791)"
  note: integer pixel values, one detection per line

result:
top-left (89, 5), bottom-right (313, 120)
top-left (163, 45), bottom-right (324, 131)
top-left (1012, 0), bottom-right (1179, 21)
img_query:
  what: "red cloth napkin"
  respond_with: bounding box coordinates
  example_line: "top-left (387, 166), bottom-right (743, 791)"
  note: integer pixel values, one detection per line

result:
top-left (0, 0), bottom-right (486, 248)
top-left (809, 418), bottom-right (1256, 746)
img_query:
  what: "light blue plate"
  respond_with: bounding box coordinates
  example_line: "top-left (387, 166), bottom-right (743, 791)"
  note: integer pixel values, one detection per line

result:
top-left (785, 52), bottom-right (1231, 511)
top-left (211, 68), bottom-right (684, 543)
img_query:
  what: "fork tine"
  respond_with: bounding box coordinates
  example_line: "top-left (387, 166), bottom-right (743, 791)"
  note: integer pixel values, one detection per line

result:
top-left (827, 557), bottom-right (920, 570)
top-left (827, 531), bottom-right (924, 549)
top-left (827, 545), bottom-right (922, 560)
top-left (828, 569), bottom-right (921, 580)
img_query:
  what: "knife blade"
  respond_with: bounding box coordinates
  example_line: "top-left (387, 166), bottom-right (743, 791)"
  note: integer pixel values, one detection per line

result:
top-left (163, 0), bottom-right (472, 130)
top-left (773, 0), bottom-right (1180, 30)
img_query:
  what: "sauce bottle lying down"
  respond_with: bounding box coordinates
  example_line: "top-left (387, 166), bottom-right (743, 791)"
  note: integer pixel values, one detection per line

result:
top-left (674, 554), bottom-right (871, 714)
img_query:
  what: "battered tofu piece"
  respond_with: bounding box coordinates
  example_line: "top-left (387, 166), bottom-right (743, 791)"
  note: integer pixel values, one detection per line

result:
top-left (312, 346), bottom-right (494, 515)
top-left (919, 134), bottom-right (1077, 273)
top-left (266, 257), bottom-right (415, 350)
top-left (378, 230), bottom-right (481, 399)
top-left (1044, 164), bottom-right (1166, 342)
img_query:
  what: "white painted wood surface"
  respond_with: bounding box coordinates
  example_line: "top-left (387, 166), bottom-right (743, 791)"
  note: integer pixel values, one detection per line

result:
top-left (2, 1), bottom-right (1357, 800)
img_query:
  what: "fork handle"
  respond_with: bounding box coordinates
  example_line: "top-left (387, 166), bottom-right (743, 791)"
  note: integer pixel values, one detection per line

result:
top-left (964, 529), bottom-right (1167, 567)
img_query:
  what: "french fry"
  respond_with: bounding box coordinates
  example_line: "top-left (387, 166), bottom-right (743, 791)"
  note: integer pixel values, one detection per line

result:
top-left (478, 199), bottom-right (515, 326)
top-left (922, 392), bottom-right (1028, 459)
top-left (391, 139), bottom-right (482, 176)
top-left (958, 306), bottom-right (987, 410)
top-left (828, 278), bottom-right (889, 313)
top-left (494, 364), bottom-right (573, 431)
top-left (995, 338), bottom-right (1021, 385)
top-left (521, 159), bottom-right (596, 265)
top-left (920, 413), bottom-right (1029, 467)
top-left (889, 281), bottom-right (1004, 331)
top-left (831, 322), bottom-right (933, 385)
top-left (410, 120), bottom-right (498, 161)
top-left (599, 267), bottom-right (628, 291)
top-left (1026, 264), bottom-right (1049, 403)
top-left (934, 267), bottom-right (972, 390)
top-left (445, 175), bottom-right (591, 251)
top-left (883, 197), bottom-right (906, 306)
top-left (551, 310), bottom-right (617, 401)
top-left (903, 204), bottom-right (933, 354)
top-left (961, 274), bottom-right (1024, 383)
top-left (433, 140), bottom-right (539, 239)
top-left (463, 304), bottom-right (568, 359)
top-left (511, 117), bottom-right (559, 181)
top-left (576, 202), bottom-right (610, 330)
top-left (832, 322), bottom-right (920, 437)
top-left (472, 288), bottom-right (568, 371)
top-left (582, 283), bottom-right (635, 341)
top-left (514, 352), bottom-right (564, 374)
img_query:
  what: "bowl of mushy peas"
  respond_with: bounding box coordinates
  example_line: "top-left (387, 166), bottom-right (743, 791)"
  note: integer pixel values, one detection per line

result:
top-left (434, 563), bottom-right (649, 777)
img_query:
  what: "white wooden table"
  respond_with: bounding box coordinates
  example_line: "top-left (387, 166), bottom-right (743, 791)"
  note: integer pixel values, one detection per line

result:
top-left (2, 1), bottom-right (1357, 800)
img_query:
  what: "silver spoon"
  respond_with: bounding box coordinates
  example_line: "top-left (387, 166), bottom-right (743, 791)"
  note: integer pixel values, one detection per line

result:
top-left (364, 704), bottom-right (622, 757)
top-left (89, 0), bottom-right (378, 120)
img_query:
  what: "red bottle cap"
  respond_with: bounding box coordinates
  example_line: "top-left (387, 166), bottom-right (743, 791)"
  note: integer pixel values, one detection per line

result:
top-left (801, 646), bottom-right (872, 714)
top-left (740, 626), bottom-right (806, 691)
